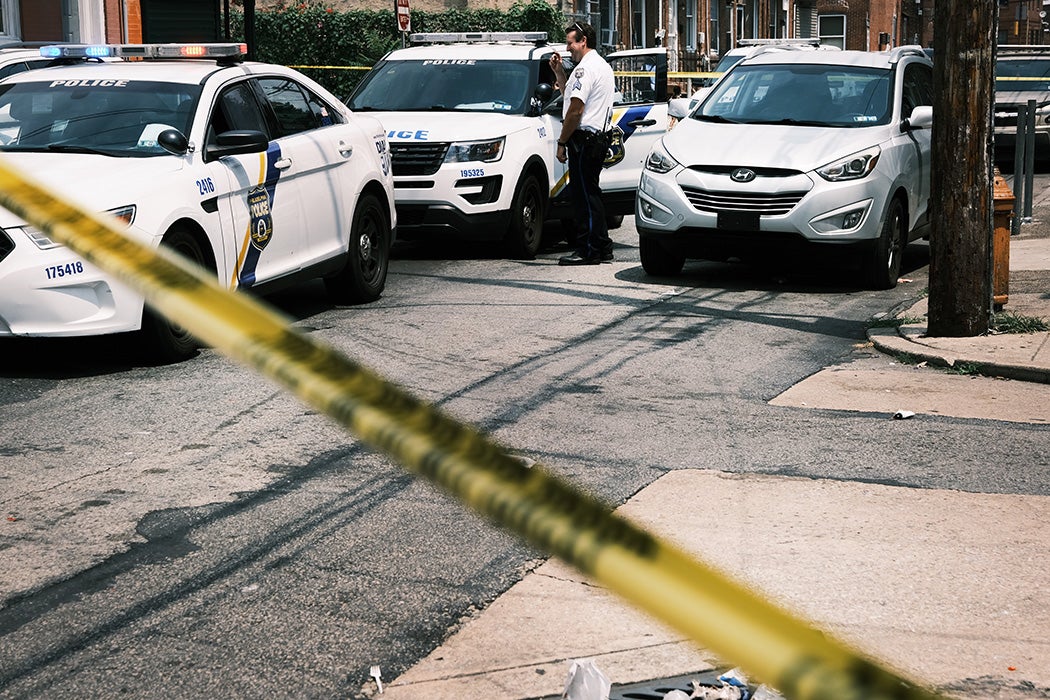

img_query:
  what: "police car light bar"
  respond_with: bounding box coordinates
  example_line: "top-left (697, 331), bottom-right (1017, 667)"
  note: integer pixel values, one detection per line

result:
top-left (40, 43), bottom-right (248, 60)
top-left (409, 32), bottom-right (547, 45)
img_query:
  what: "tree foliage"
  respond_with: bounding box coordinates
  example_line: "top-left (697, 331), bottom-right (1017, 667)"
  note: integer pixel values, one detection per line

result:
top-left (231, 0), bottom-right (565, 98)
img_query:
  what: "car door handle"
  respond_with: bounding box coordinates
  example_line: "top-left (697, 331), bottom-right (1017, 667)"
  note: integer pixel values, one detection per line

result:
top-left (628, 118), bottom-right (657, 127)
top-left (274, 158), bottom-right (292, 170)
top-left (338, 141), bottom-right (353, 158)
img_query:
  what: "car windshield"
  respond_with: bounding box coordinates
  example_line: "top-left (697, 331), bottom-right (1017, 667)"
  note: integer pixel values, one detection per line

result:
top-left (0, 80), bottom-right (201, 156)
top-left (995, 57), bottom-right (1050, 91)
top-left (694, 63), bottom-right (893, 128)
top-left (347, 59), bottom-right (533, 114)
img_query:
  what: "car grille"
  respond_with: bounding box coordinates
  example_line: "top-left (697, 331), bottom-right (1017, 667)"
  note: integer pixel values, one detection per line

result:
top-left (391, 142), bottom-right (450, 176)
top-left (680, 185), bottom-right (806, 215)
top-left (0, 228), bottom-right (13, 264)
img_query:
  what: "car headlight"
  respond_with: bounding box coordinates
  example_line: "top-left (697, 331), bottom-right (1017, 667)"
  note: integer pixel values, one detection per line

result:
top-left (19, 204), bottom-right (136, 250)
top-left (645, 141), bottom-right (680, 174)
top-left (444, 138), bottom-right (505, 164)
top-left (816, 146), bottom-right (881, 182)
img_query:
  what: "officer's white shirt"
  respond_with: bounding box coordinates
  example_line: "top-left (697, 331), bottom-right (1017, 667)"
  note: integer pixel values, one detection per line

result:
top-left (562, 49), bottom-right (614, 133)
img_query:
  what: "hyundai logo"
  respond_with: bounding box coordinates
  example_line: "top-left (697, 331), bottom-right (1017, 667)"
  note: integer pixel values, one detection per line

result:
top-left (730, 168), bottom-right (756, 183)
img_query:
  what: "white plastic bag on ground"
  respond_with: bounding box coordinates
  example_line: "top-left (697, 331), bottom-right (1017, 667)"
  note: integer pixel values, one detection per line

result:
top-left (561, 658), bottom-right (611, 700)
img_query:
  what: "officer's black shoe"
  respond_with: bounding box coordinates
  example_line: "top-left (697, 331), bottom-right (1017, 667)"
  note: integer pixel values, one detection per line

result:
top-left (599, 250), bottom-right (614, 262)
top-left (558, 253), bottom-right (600, 266)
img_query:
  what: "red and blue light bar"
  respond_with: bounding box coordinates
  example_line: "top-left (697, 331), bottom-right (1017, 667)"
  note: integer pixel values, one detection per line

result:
top-left (40, 43), bottom-right (248, 60)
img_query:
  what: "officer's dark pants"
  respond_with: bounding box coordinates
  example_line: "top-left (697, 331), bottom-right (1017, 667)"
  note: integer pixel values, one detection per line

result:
top-left (566, 131), bottom-right (611, 259)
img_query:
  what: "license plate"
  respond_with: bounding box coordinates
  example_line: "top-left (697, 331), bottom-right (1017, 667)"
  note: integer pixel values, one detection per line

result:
top-left (717, 211), bottom-right (759, 231)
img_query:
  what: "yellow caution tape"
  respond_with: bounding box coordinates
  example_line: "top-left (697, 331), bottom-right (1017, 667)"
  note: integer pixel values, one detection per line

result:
top-left (0, 158), bottom-right (946, 700)
top-left (288, 64), bottom-right (373, 71)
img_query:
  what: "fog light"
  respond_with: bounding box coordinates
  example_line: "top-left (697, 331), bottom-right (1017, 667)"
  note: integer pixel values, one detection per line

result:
top-left (842, 210), bottom-right (864, 229)
top-left (641, 201), bottom-right (653, 217)
top-left (810, 200), bottom-right (871, 234)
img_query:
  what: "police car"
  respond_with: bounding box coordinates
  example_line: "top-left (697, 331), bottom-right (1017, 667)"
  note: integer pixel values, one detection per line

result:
top-left (0, 43), bottom-right (395, 362)
top-left (0, 43), bottom-right (57, 79)
top-left (346, 32), bottom-right (668, 257)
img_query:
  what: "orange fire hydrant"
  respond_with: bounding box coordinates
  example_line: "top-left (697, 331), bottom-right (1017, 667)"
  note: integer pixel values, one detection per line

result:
top-left (993, 167), bottom-right (1014, 310)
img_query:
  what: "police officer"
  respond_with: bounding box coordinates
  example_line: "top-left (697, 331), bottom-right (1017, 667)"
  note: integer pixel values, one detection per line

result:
top-left (550, 21), bottom-right (615, 265)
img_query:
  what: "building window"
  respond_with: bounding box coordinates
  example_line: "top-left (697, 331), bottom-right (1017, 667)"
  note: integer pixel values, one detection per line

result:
top-left (710, 9), bottom-right (720, 55)
top-left (632, 0), bottom-right (645, 47)
top-left (685, 0), bottom-right (697, 50)
top-left (818, 14), bottom-right (845, 48)
top-left (796, 4), bottom-right (815, 38)
top-left (0, 0), bottom-right (16, 40)
top-left (601, 0), bottom-right (617, 48)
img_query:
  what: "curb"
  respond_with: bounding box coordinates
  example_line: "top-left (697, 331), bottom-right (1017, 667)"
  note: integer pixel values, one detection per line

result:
top-left (867, 326), bottom-right (1050, 385)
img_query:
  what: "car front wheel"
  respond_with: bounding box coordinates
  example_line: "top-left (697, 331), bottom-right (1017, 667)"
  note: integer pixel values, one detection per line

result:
top-left (325, 193), bottom-right (389, 304)
top-left (140, 226), bottom-right (205, 363)
top-left (504, 174), bottom-right (545, 259)
top-left (640, 236), bottom-right (686, 276)
top-left (866, 197), bottom-right (905, 290)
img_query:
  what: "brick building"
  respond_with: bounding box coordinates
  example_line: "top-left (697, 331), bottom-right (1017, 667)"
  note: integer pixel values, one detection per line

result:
top-left (998, 0), bottom-right (1047, 44)
top-left (0, 0), bottom-right (229, 45)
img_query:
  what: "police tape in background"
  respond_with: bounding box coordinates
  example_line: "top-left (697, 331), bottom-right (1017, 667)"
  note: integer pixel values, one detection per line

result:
top-left (0, 158), bottom-right (946, 700)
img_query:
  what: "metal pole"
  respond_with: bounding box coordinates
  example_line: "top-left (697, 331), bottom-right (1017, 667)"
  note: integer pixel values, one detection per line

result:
top-left (1024, 98), bottom-right (1036, 221)
top-left (1012, 103), bottom-right (1026, 235)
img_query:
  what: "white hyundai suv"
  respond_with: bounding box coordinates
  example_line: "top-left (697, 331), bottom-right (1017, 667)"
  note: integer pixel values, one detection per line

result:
top-left (638, 45), bottom-right (933, 289)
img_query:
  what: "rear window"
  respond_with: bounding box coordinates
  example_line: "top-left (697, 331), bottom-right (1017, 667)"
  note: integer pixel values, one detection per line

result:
top-left (995, 57), bottom-right (1050, 92)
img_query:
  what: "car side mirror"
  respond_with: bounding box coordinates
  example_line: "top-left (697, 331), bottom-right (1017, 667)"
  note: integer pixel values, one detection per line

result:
top-left (534, 82), bottom-right (554, 104)
top-left (205, 129), bottom-right (269, 160)
top-left (903, 105), bottom-right (933, 131)
top-left (157, 128), bottom-right (189, 155)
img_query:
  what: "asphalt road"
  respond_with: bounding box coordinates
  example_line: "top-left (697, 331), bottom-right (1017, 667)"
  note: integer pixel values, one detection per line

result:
top-left (2, 216), bottom-right (1048, 697)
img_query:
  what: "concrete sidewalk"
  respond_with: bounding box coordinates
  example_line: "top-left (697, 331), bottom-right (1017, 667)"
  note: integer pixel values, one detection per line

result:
top-left (868, 223), bottom-right (1050, 385)
top-left (375, 472), bottom-right (1050, 700)
top-left (370, 192), bottom-right (1050, 700)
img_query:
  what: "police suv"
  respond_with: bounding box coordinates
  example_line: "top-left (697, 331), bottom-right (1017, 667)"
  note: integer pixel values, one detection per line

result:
top-left (0, 43), bottom-right (395, 362)
top-left (346, 32), bottom-right (669, 257)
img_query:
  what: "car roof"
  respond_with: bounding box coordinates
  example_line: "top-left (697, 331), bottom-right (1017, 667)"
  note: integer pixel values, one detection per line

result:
top-left (998, 44), bottom-right (1050, 56)
top-left (385, 42), bottom-right (557, 62)
top-left (742, 46), bottom-right (930, 70)
top-left (0, 57), bottom-right (285, 85)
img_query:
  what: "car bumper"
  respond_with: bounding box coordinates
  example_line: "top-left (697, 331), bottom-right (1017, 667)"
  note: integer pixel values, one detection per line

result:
top-left (0, 231), bottom-right (141, 338)
top-left (993, 127), bottom-right (1050, 154)
top-left (392, 161), bottom-right (517, 237)
top-left (635, 167), bottom-right (886, 246)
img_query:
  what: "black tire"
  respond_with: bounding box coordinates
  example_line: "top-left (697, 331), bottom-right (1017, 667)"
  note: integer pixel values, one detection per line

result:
top-left (503, 174), bottom-right (545, 258)
top-left (606, 214), bottom-right (624, 230)
top-left (140, 227), bottom-right (205, 363)
top-left (866, 197), bottom-right (905, 290)
top-left (639, 236), bottom-right (685, 276)
top-left (325, 193), bottom-right (389, 304)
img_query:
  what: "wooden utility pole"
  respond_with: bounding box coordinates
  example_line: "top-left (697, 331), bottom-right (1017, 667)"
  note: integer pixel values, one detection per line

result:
top-left (927, 1), bottom-right (996, 337)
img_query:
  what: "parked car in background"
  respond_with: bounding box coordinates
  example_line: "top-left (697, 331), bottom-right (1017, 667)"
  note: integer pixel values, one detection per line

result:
top-left (0, 43), bottom-right (395, 362)
top-left (345, 32), bottom-right (669, 257)
top-left (994, 45), bottom-right (1050, 161)
top-left (674, 38), bottom-right (839, 117)
top-left (0, 42), bottom-right (57, 79)
top-left (638, 45), bottom-right (933, 289)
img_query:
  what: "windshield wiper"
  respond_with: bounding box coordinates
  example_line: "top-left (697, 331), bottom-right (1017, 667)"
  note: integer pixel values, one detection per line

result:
top-left (46, 143), bottom-right (117, 156)
top-left (745, 118), bottom-right (830, 127)
top-left (695, 114), bottom-right (739, 124)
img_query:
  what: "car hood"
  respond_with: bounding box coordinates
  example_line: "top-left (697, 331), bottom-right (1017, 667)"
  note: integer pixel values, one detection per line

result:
top-left (994, 90), bottom-right (1050, 109)
top-left (367, 111), bottom-right (529, 142)
top-left (0, 152), bottom-right (183, 227)
top-left (664, 118), bottom-right (888, 171)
